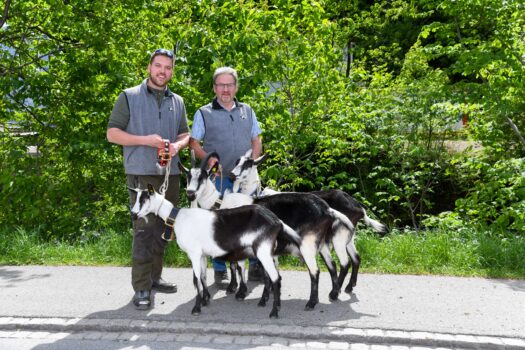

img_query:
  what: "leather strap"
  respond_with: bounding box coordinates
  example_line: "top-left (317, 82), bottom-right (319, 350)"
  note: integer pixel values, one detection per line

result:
top-left (162, 207), bottom-right (179, 241)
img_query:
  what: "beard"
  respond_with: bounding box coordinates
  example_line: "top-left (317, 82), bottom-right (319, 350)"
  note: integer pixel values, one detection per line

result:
top-left (149, 74), bottom-right (169, 89)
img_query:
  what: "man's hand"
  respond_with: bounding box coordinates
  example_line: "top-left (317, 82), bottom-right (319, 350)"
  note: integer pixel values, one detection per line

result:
top-left (169, 143), bottom-right (180, 157)
top-left (143, 134), bottom-right (165, 148)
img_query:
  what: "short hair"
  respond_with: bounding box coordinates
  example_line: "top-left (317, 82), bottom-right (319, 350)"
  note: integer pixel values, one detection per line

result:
top-left (149, 49), bottom-right (174, 64)
top-left (213, 67), bottom-right (238, 84)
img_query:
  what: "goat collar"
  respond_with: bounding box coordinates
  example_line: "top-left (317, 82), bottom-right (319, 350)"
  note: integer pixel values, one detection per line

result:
top-left (244, 179), bottom-right (261, 198)
top-left (162, 207), bottom-right (179, 242)
top-left (211, 198), bottom-right (223, 210)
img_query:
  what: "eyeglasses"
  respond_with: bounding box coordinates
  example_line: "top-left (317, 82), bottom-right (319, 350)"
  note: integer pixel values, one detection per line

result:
top-left (214, 83), bottom-right (236, 90)
top-left (150, 48), bottom-right (174, 62)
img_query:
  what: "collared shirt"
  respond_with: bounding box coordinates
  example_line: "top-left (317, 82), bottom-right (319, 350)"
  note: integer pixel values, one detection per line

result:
top-left (191, 98), bottom-right (261, 141)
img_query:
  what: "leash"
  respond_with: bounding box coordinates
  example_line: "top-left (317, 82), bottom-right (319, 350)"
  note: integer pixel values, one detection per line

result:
top-left (158, 158), bottom-right (171, 195)
top-left (157, 139), bottom-right (172, 195)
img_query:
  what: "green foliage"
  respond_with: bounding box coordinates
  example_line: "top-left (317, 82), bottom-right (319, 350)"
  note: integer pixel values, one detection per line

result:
top-left (454, 157), bottom-right (525, 234)
top-left (1, 0), bottom-right (524, 242)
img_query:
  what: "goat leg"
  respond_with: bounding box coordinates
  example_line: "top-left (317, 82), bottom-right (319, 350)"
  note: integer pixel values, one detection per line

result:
top-left (269, 275), bottom-right (281, 318)
top-left (226, 262), bottom-right (239, 294)
top-left (202, 283), bottom-right (211, 306)
top-left (192, 293), bottom-right (203, 315)
top-left (345, 241), bottom-right (361, 294)
top-left (305, 269), bottom-right (320, 311)
top-left (336, 263), bottom-right (350, 296)
top-left (258, 271), bottom-right (271, 307)
top-left (191, 273), bottom-right (203, 315)
top-left (235, 262), bottom-right (248, 300)
top-left (319, 245), bottom-right (341, 301)
top-left (332, 232), bottom-right (350, 295)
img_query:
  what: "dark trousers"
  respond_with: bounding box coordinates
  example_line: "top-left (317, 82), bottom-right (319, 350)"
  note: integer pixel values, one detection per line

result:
top-left (126, 175), bottom-right (180, 292)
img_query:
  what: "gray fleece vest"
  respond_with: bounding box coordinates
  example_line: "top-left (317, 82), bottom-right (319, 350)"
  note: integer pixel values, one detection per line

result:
top-left (200, 99), bottom-right (254, 174)
top-left (123, 79), bottom-right (186, 175)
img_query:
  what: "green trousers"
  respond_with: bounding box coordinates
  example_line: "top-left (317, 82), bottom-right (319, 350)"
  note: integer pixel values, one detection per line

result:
top-left (126, 174), bottom-right (180, 292)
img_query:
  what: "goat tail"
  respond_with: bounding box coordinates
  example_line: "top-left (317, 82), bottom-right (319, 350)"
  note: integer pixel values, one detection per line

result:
top-left (329, 208), bottom-right (355, 234)
top-left (281, 222), bottom-right (302, 247)
top-left (362, 209), bottom-right (388, 235)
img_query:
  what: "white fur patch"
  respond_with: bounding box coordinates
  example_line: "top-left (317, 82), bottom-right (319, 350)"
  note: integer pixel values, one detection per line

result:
top-left (240, 230), bottom-right (262, 246)
top-left (220, 192), bottom-right (254, 208)
top-left (174, 209), bottom-right (227, 258)
top-left (256, 241), bottom-right (279, 282)
top-left (300, 233), bottom-right (319, 275)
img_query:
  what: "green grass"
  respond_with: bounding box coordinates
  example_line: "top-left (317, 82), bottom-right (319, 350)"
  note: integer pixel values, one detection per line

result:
top-left (1, 226), bottom-right (524, 279)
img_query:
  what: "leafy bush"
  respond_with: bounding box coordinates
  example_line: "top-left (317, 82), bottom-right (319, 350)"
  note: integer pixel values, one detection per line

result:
top-left (455, 157), bottom-right (525, 234)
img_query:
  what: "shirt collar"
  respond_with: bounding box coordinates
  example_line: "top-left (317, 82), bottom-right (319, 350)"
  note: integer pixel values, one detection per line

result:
top-left (143, 79), bottom-right (173, 97)
top-left (212, 97), bottom-right (239, 110)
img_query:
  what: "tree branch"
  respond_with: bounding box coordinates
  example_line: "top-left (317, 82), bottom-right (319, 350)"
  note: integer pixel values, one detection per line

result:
top-left (506, 116), bottom-right (525, 150)
top-left (0, 0), bottom-right (11, 29)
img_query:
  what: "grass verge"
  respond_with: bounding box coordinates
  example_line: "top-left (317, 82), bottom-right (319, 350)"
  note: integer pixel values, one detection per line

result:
top-left (1, 226), bottom-right (523, 279)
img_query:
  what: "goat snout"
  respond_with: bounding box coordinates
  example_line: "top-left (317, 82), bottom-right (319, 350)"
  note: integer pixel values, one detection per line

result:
top-left (228, 173), bottom-right (237, 181)
top-left (187, 190), bottom-right (196, 201)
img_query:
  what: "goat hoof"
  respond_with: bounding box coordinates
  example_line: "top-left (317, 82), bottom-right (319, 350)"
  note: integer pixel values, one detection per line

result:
top-left (304, 300), bottom-right (318, 311)
top-left (226, 285), bottom-right (237, 294)
top-left (344, 284), bottom-right (354, 294)
top-left (329, 290), bottom-right (340, 301)
top-left (191, 307), bottom-right (201, 316)
top-left (235, 291), bottom-right (246, 300)
top-left (257, 299), bottom-right (267, 307)
top-left (269, 309), bottom-right (279, 318)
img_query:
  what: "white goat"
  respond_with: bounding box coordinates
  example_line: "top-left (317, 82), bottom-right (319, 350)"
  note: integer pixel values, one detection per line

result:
top-left (129, 184), bottom-right (302, 318)
top-left (180, 153), bottom-right (358, 309)
top-left (230, 150), bottom-right (388, 294)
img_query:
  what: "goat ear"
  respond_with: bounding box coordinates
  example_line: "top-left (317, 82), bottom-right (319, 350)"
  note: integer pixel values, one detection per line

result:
top-left (254, 153), bottom-right (269, 166)
top-left (201, 152), bottom-right (220, 170)
top-left (147, 184), bottom-right (155, 195)
top-left (209, 160), bottom-right (219, 175)
top-left (244, 149), bottom-right (253, 158)
top-left (127, 186), bottom-right (138, 193)
top-left (178, 161), bottom-right (189, 176)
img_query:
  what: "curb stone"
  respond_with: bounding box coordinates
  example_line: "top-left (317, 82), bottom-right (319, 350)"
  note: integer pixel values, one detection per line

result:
top-left (1, 317), bottom-right (524, 349)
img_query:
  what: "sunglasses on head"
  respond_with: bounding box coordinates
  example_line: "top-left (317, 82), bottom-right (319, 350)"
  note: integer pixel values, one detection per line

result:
top-left (150, 48), bottom-right (174, 62)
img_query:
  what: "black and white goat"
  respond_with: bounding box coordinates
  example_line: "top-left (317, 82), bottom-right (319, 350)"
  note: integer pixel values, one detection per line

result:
top-left (129, 184), bottom-right (302, 318)
top-left (180, 153), bottom-right (358, 309)
top-left (230, 150), bottom-right (388, 294)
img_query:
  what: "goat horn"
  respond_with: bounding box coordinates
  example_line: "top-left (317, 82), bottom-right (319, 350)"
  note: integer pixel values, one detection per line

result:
top-left (190, 150), bottom-right (196, 168)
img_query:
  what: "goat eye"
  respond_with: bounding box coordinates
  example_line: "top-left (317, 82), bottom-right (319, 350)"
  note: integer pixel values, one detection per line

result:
top-left (242, 160), bottom-right (253, 170)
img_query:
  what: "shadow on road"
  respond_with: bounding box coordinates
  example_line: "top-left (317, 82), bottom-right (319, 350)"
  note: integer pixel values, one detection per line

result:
top-left (27, 275), bottom-right (373, 349)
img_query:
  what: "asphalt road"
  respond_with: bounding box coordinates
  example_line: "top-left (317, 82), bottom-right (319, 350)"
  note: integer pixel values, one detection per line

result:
top-left (1, 265), bottom-right (524, 349)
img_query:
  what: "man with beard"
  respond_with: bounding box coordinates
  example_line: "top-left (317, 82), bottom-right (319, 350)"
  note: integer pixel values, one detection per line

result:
top-left (189, 66), bottom-right (264, 285)
top-left (107, 49), bottom-right (189, 310)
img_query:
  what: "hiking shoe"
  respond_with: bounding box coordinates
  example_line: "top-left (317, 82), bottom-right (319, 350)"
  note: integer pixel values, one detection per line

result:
top-left (152, 278), bottom-right (177, 293)
top-left (214, 270), bottom-right (228, 285)
top-left (133, 290), bottom-right (151, 310)
top-left (248, 263), bottom-right (264, 282)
